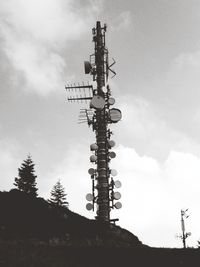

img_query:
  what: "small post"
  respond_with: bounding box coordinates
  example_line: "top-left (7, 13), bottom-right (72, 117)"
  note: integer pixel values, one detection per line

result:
top-left (180, 209), bottom-right (191, 248)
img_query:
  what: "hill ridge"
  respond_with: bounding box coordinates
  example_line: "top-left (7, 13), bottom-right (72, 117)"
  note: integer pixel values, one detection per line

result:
top-left (0, 189), bottom-right (143, 247)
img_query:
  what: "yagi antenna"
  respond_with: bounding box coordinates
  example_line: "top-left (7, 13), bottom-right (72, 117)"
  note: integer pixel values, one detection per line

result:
top-left (65, 21), bottom-right (122, 223)
top-left (65, 83), bottom-right (93, 103)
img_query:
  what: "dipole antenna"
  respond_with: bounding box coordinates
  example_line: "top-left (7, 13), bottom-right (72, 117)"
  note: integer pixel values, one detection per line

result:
top-left (65, 21), bottom-right (122, 223)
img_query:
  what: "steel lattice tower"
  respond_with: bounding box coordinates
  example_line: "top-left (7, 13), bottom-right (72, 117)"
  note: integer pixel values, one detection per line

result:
top-left (65, 21), bottom-right (122, 223)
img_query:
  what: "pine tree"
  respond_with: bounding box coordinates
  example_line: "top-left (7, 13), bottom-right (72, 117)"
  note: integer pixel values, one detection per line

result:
top-left (49, 179), bottom-right (69, 207)
top-left (14, 155), bottom-right (38, 197)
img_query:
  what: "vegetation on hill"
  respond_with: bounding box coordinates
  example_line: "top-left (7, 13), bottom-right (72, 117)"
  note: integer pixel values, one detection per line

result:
top-left (13, 155), bottom-right (38, 197)
top-left (48, 179), bottom-right (69, 208)
top-left (0, 189), bottom-right (142, 247)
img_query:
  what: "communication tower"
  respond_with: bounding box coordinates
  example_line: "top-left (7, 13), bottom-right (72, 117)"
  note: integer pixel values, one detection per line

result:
top-left (65, 21), bottom-right (122, 223)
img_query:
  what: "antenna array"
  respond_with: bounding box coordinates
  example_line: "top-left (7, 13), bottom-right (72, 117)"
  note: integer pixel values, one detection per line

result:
top-left (65, 21), bottom-right (122, 223)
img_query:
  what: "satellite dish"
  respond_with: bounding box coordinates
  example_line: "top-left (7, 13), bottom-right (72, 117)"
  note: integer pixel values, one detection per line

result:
top-left (108, 140), bottom-right (115, 148)
top-left (88, 168), bottom-right (95, 175)
top-left (108, 97), bottom-right (115, 105)
top-left (114, 180), bottom-right (122, 188)
top-left (109, 151), bottom-right (116, 158)
top-left (90, 95), bottom-right (105, 110)
top-left (90, 155), bottom-right (97, 162)
top-left (84, 61), bottom-right (92, 74)
top-left (114, 192), bottom-right (121, 200)
top-left (109, 108), bottom-right (122, 123)
top-left (111, 169), bottom-right (118, 176)
top-left (115, 202), bottom-right (122, 209)
top-left (86, 203), bottom-right (93, 210)
top-left (86, 193), bottom-right (93, 202)
top-left (90, 143), bottom-right (98, 151)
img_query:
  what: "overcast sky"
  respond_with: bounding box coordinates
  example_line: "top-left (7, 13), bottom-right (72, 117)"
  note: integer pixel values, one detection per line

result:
top-left (1, 0), bottom-right (200, 248)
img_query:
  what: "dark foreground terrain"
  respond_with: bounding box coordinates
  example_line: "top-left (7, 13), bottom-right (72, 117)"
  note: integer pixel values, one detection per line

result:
top-left (0, 190), bottom-right (199, 266)
top-left (0, 243), bottom-right (200, 267)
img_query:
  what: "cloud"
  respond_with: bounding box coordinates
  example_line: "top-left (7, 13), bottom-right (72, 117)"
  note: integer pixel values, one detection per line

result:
top-left (173, 51), bottom-right (200, 69)
top-left (118, 11), bottom-right (132, 29)
top-left (165, 50), bottom-right (200, 105)
top-left (111, 11), bottom-right (132, 31)
top-left (145, 48), bottom-right (200, 146)
top-left (117, 95), bottom-right (200, 160)
top-left (0, 139), bottom-right (22, 191)
top-left (0, 0), bottom-right (101, 95)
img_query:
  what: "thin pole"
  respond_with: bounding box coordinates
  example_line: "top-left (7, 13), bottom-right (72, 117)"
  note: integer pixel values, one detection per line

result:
top-left (181, 210), bottom-right (186, 248)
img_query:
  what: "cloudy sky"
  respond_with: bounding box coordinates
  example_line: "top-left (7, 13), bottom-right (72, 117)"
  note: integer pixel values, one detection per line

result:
top-left (1, 0), bottom-right (200, 248)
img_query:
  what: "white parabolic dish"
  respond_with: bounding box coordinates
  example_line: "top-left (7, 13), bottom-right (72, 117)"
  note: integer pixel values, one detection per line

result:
top-left (90, 95), bottom-right (105, 110)
top-left (86, 193), bottom-right (93, 201)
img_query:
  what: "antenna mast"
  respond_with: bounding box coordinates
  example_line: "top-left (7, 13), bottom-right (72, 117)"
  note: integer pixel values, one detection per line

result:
top-left (177, 209), bottom-right (191, 248)
top-left (65, 21), bottom-right (122, 223)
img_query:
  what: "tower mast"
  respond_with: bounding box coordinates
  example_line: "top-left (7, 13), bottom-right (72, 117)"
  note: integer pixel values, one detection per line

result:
top-left (95, 21), bottom-right (110, 221)
top-left (65, 21), bottom-right (122, 222)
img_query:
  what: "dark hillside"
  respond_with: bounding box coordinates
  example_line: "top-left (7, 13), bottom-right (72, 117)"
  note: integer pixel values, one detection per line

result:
top-left (0, 190), bottom-right (199, 267)
top-left (0, 189), bottom-right (142, 247)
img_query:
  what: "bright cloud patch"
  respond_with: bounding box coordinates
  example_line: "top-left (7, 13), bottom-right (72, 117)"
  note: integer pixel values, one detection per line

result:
top-left (0, 0), bottom-right (101, 95)
top-left (117, 95), bottom-right (200, 160)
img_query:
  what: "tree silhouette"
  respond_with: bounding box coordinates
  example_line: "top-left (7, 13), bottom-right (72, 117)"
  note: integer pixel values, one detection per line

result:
top-left (49, 179), bottom-right (68, 207)
top-left (14, 155), bottom-right (38, 197)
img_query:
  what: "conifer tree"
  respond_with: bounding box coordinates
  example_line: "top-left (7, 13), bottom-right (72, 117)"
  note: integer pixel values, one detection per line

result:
top-left (14, 155), bottom-right (38, 197)
top-left (49, 179), bottom-right (69, 207)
